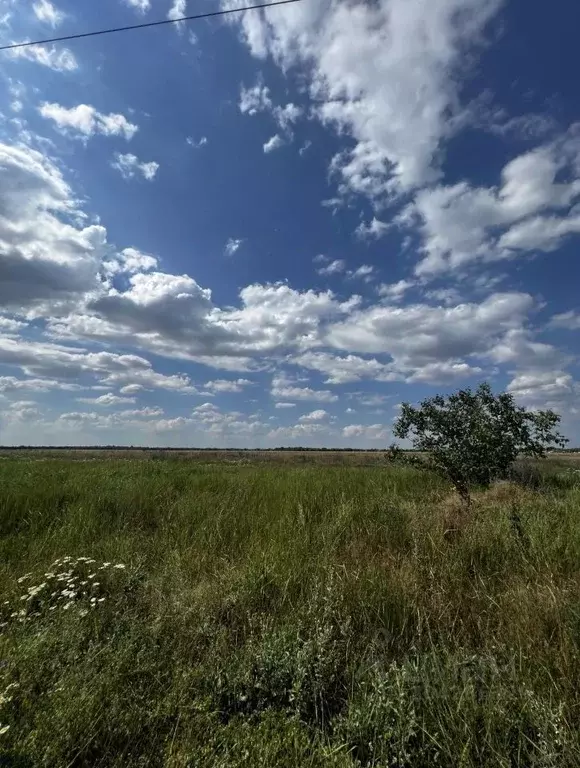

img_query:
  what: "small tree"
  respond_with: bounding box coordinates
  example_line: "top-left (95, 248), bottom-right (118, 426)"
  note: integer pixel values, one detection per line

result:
top-left (390, 382), bottom-right (567, 506)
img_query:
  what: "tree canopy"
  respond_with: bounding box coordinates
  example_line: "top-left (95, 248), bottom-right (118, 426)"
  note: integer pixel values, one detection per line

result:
top-left (390, 382), bottom-right (568, 504)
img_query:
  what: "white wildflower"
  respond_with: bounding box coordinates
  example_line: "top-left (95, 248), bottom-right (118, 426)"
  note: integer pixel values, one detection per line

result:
top-left (113, 564), bottom-right (126, 570)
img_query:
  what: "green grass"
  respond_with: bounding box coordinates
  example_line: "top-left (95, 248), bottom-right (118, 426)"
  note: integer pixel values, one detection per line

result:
top-left (1, 456), bottom-right (580, 766)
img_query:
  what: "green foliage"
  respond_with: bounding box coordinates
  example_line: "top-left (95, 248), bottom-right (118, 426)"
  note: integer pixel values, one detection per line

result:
top-left (392, 382), bottom-right (568, 502)
top-left (1, 455), bottom-right (580, 766)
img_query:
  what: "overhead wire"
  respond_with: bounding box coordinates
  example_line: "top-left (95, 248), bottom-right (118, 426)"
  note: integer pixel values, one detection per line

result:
top-left (0, 0), bottom-right (301, 52)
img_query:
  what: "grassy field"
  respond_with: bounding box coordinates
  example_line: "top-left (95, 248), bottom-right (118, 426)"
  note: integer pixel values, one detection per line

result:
top-left (1, 453), bottom-right (580, 766)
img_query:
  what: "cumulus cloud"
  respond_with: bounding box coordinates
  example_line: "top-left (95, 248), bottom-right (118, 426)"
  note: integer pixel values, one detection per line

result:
top-left (549, 310), bottom-right (580, 330)
top-left (204, 378), bottom-right (252, 393)
top-left (377, 280), bottom-right (413, 302)
top-left (268, 423), bottom-right (330, 440)
top-left (239, 83), bottom-right (272, 115)
top-left (348, 265), bottom-right (374, 282)
top-left (39, 103), bottom-right (138, 139)
top-left (124, 0), bottom-right (151, 12)
top-left (316, 258), bottom-right (346, 276)
top-left (0, 376), bottom-right (79, 394)
top-left (0, 142), bottom-right (106, 313)
top-left (263, 134), bottom-right (284, 153)
top-left (111, 153), bottom-right (159, 181)
top-left (33, 0), bottom-right (64, 26)
top-left (54, 279), bottom-right (358, 361)
top-left (507, 371), bottom-right (580, 415)
top-left (7, 45), bottom-right (77, 71)
top-left (271, 373), bottom-right (338, 402)
top-left (232, 0), bottom-right (502, 195)
top-left (77, 393), bottom-right (137, 406)
top-left (342, 424), bottom-right (388, 440)
top-left (408, 128), bottom-right (580, 274)
top-left (355, 218), bottom-right (389, 240)
top-left (326, 292), bottom-right (535, 381)
top-left (292, 351), bottom-right (397, 384)
top-left (298, 409), bottom-right (328, 421)
top-left (104, 247), bottom-right (158, 275)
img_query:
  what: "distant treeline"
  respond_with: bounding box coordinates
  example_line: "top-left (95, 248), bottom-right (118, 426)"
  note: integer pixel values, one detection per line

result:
top-left (0, 445), bottom-right (578, 452)
top-left (0, 446), bottom-right (388, 452)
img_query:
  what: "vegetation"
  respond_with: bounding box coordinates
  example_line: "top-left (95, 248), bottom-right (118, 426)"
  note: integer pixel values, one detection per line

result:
top-left (391, 382), bottom-right (568, 505)
top-left (1, 453), bottom-right (580, 766)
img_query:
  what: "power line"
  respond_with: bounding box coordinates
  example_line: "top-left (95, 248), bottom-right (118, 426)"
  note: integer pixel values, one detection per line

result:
top-left (0, 0), bottom-right (301, 52)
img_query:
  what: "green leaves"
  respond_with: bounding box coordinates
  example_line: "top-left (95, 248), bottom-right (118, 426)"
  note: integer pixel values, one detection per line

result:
top-left (393, 382), bottom-right (568, 504)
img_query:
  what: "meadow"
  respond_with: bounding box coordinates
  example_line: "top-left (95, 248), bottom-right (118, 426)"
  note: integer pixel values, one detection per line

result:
top-left (1, 452), bottom-right (579, 766)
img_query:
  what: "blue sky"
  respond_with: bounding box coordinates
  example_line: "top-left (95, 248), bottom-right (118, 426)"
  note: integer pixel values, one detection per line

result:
top-left (0, 0), bottom-right (579, 447)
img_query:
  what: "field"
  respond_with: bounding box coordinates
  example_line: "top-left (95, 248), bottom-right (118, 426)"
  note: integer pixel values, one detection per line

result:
top-left (1, 452), bottom-right (580, 767)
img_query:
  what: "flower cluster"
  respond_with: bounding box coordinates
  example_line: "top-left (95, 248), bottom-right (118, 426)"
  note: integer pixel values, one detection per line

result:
top-left (0, 682), bottom-right (18, 736)
top-left (1, 556), bottom-right (128, 630)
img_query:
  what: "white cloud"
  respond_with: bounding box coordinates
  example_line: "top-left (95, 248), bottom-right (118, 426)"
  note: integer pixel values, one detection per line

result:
top-left (111, 153), bottom-right (159, 181)
top-left (298, 409), bottom-right (328, 422)
top-left (377, 280), bottom-right (413, 302)
top-left (268, 423), bottom-right (330, 440)
top-left (119, 384), bottom-right (144, 395)
top-left (239, 83), bottom-right (272, 115)
top-left (124, 0), bottom-right (151, 12)
top-left (8, 45), bottom-right (77, 71)
top-left (273, 102), bottom-right (302, 131)
top-left (409, 129), bottom-right (580, 275)
top-left (204, 378), bottom-right (252, 393)
top-left (316, 259), bottom-right (346, 276)
top-left (315, 257), bottom-right (374, 282)
top-left (225, 238), bottom-right (243, 256)
top-left (104, 247), bottom-right (158, 275)
top-left (275, 402), bottom-right (296, 408)
top-left (168, 0), bottom-right (186, 23)
top-left (507, 371), bottom-right (580, 414)
top-left (348, 264), bottom-right (374, 281)
top-left (0, 376), bottom-right (78, 394)
top-left (263, 134), bottom-right (284, 153)
top-left (292, 351), bottom-right (397, 385)
top-left (271, 373), bottom-right (338, 402)
top-left (550, 310), bottom-right (580, 330)
top-left (33, 0), bottom-right (64, 27)
top-left (186, 136), bottom-right (207, 148)
top-left (39, 103), bottom-right (139, 140)
top-left (0, 141), bottom-right (106, 313)
top-left (0, 317), bottom-right (26, 333)
top-left (355, 218), bottom-right (389, 240)
top-left (233, 0), bottom-right (502, 195)
top-left (342, 424), bottom-right (388, 440)
top-left (59, 279), bottom-right (358, 361)
top-left (77, 393), bottom-right (136, 406)
top-left (326, 291), bottom-right (534, 382)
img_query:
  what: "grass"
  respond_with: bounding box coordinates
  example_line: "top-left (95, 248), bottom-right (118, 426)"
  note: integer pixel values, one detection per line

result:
top-left (0, 454), bottom-right (579, 766)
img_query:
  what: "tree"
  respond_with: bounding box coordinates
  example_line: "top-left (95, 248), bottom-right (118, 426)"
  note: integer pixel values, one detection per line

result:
top-left (389, 382), bottom-right (568, 506)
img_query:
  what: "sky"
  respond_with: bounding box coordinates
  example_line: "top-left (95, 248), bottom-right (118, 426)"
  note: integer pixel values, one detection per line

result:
top-left (0, 0), bottom-right (579, 448)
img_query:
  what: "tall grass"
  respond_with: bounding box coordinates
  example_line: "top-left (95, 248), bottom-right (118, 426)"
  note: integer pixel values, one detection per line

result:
top-left (1, 457), bottom-right (579, 766)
